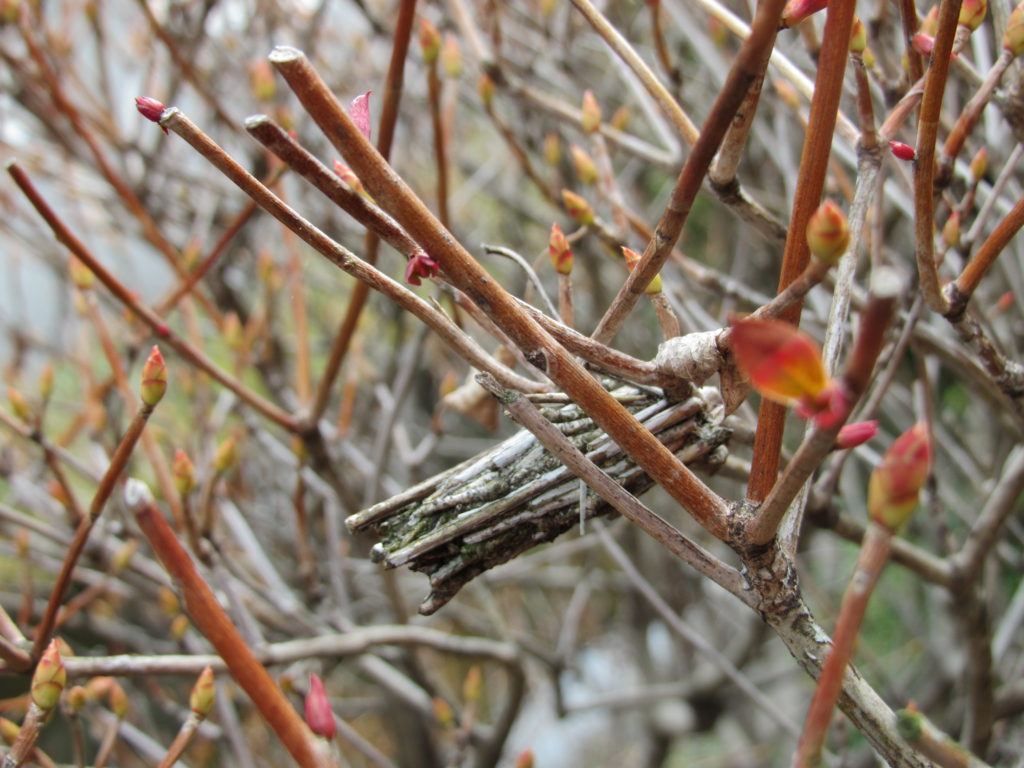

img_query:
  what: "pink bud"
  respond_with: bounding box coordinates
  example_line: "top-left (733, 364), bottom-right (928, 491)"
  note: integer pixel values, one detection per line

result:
top-left (835, 420), bottom-right (879, 450)
top-left (349, 91), bottom-right (372, 142)
top-left (911, 32), bottom-right (935, 56)
top-left (889, 140), bottom-right (916, 161)
top-left (780, 0), bottom-right (828, 28)
top-left (304, 675), bottom-right (336, 739)
top-left (135, 96), bottom-right (166, 123)
top-left (135, 96), bottom-right (168, 133)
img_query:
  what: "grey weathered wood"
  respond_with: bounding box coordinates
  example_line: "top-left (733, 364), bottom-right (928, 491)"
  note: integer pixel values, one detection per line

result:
top-left (346, 382), bottom-right (730, 614)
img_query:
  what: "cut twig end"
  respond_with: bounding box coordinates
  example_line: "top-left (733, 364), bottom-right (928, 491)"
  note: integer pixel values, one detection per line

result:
top-left (124, 478), bottom-right (154, 512)
top-left (244, 114), bottom-right (272, 131)
top-left (869, 266), bottom-right (904, 299)
top-left (268, 45), bottom-right (304, 64)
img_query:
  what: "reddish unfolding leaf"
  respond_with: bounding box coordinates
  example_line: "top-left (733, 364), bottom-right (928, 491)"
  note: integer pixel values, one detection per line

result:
top-left (730, 317), bottom-right (829, 405)
top-left (405, 251), bottom-right (440, 285)
top-left (349, 91), bottom-right (372, 141)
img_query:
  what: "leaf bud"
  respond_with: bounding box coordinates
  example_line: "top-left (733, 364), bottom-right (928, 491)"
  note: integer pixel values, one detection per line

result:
top-left (463, 665), bottom-right (482, 704)
top-left (213, 436), bottom-right (237, 474)
top-left (441, 33), bottom-right (462, 78)
top-left (433, 697), bottom-right (455, 727)
top-left (419, 17), bottom-right (441, 63)
top-left (888, 140), bottom-right (916, 161)
top-left (349, 91), bottom-right (372, 142)
top-left (958, 0), bottom-right (986, 31)
top-left (868, 423), bottom-right (931, 531)
top-left (849, 16), bottom-right (867, 53)
top-left (943, 210), bottom-right (961, 248)
top-left (140, 345), bottom-right (167, 407)
top-left (1005, 2), bottom-right (1024, 56)
top-left (134, 96), bottom-right (166, 124)
top-left (835, 420), bottom-right (878, 450)
top-left (581, 90), bottom-right (602, 134)
top-left (549, 223), bottom-right (574, 275)
top-left (68, 256), bottom-right (94, 290)
top-left (561, 189), bottom-right (595, 225)
top-left (806, 199), bottom-right (850, 264)
top-left (31, 639), bottom-right (67, 711)
top-left (570, 144), bottom-right (599, 185)
top-left (7, 387), bottom-right (31, 422)
top-left (109, 681), bottom-right (129, 718)
top-left (970, 147), bottom-right (988, 181)
top-left (304, 674), bottom-right (336, 739)
top-left (478, 74), bottom-right (495, 109)
top-left (622, 247), bottom-right (662, 294)
top-left (543, 132), bottom-right (561, 166)
top-left (172, 449), bottom-right (196, 496)
top-left (37, 364), bottom-right (54, 400)
top-left (780, 0), bottom-right (827, 28)
top-left (190, 666), bottom-right (216, 718)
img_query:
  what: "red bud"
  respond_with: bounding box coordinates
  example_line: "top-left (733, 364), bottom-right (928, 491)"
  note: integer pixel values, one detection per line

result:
top-left (134, 96), bottom-right (166, 123)
top-left (835, 420), bottom-right (879, 450)
top-left (889, 140), bottom-right (917, 161)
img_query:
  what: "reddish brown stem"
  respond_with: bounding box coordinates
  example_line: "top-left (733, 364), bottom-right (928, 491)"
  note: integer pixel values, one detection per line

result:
top-left (950, 194), bottom-right (1024, 309)
top-left (126, 480), bottom-right (325, 768)
top-left (939, 50), bottom-right (1014, 185)
top-left (792, 521), bottom-right (894, 767)
top-left (913, 0), bottom-right (962, 314)
top-left (896, 0), bottom-right (925, 82)
top-left (746, 0), bottom-right (857, 503)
